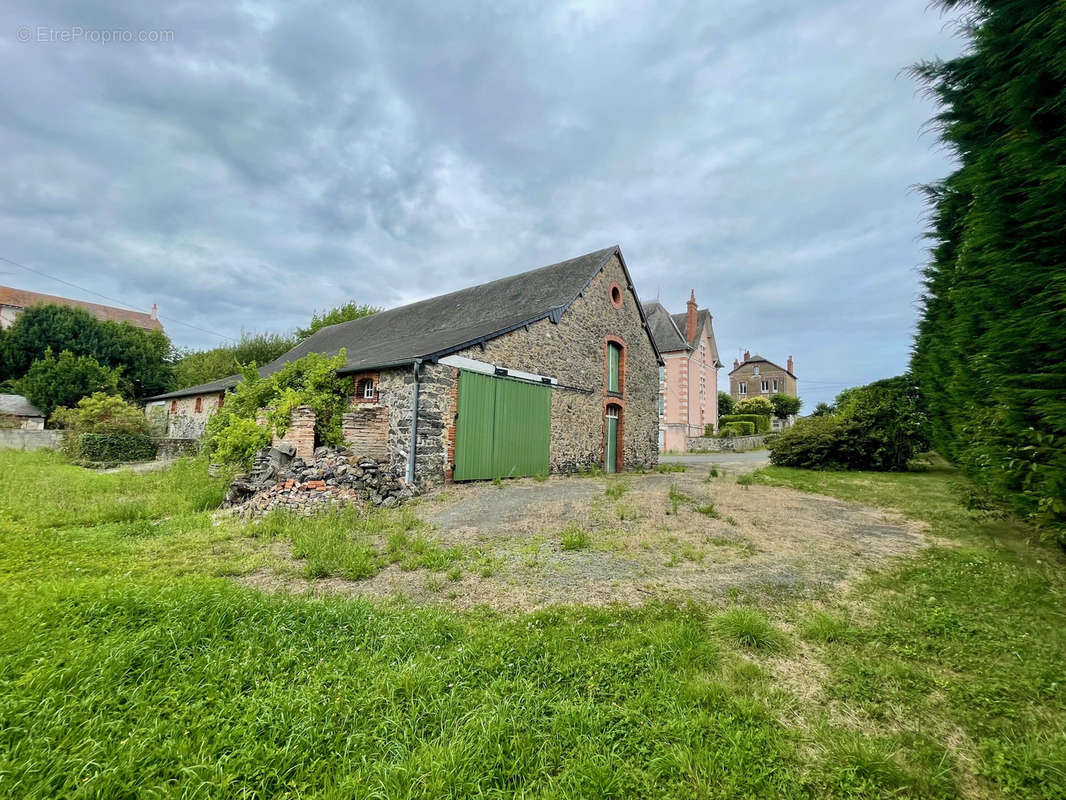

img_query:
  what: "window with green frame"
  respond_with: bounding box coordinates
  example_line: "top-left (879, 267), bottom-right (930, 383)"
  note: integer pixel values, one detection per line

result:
top-left (607, 342), bottom-right (622, 393)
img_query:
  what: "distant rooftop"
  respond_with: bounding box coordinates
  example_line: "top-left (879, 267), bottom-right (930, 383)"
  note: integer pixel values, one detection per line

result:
top-left (0, 285), bottom-right (162, 331)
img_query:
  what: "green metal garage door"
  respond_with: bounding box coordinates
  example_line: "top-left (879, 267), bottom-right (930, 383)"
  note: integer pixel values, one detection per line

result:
top-left (453, 370), bottom-right (551, 480)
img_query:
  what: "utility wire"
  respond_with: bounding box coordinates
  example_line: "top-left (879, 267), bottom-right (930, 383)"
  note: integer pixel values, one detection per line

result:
top-left (0, 254), bottom-right (235, 342)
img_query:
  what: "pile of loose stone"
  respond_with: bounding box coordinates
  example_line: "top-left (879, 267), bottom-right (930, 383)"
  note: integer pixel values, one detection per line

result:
top-left (223, 443), bottom-right (416, 516)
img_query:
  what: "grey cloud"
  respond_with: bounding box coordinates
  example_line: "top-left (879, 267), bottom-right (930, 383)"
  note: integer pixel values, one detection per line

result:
top-left (0, 0), bottom-right (964, 404)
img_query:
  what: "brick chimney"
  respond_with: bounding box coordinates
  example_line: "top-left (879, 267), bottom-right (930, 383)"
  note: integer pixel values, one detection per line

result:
top-left (150, 303), bottom-right (158, 320)
top-left (685, 290), bottom-right (698, 342)
top-left (733, 358), bottom-right (739, 370)
top-left (743, 349), bottom-right (750, 362)
top-left (787, 355), bottom-right (794, 374)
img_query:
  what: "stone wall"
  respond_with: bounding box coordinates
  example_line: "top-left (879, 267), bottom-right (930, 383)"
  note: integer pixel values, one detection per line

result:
top-left (155, 438), bottom-right (200, 460)
top-left (161, 392), bottom-right (224, 439)
top-left (376, 363), bottom-right (451, 488)
top-left (686, 434), bottom-right (768, 452)
top-left (0, 429), bottom-right (62, 451)
top-left (450, 253), bottom-right (659, 473)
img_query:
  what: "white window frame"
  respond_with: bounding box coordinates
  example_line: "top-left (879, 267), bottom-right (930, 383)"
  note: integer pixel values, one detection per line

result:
top-left (761, 380), bottom-right (769, 393)
top-left (360, 379), bottom-right (375, 399)
top-left (739, 382), bottom-right (747, 395)
top-left (753, 365), bottom-right (760, 375)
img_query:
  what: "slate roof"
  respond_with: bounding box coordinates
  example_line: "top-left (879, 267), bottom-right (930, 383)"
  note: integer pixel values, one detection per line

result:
top-left (646, 302), bottom-right (721, 368)
top-left (150, 245), bottom-right (663, 401)
top-left (644, 302), bottom-right (688, 352)
top-left (729, 355), bottom-right (795, 378)
top-left (0, 285), bottom-right (163, 331)
top-left (0, 394), bottom-right (45, 418)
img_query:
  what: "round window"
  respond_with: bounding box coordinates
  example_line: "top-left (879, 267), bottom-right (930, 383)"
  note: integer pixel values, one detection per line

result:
top-left (608, 283), bottom-right (623, 308)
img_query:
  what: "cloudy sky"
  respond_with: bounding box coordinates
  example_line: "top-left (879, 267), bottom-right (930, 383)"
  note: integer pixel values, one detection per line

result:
top-left (0, 1), bottom-right (964, 405)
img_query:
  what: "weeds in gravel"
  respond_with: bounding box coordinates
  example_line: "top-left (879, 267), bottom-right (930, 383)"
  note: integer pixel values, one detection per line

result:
top-left (695, 502), bottom-right (720, 519)
top-left (667, 484), bottom-right (694, 515)
top-left (560, 523), bottom-right (591, 551)
top-left (605, 479), bottom-right (630, 500)
top-left (706, 466), bottom-right (720, 480)
top-left (736, 473), bottom-right (755, 488)
top-left (656, 463), bottom-right (688, 474)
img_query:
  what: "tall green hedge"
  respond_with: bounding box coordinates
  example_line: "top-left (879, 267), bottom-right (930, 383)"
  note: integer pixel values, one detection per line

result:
top-left (911, 0), bottom-right (1066, 535)
top-left (77, 433), bottom-right (157, 463)
top-left (719, 414), bottom-right (770, 434)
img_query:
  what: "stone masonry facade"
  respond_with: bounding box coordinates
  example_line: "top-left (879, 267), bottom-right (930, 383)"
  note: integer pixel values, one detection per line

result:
top-left (330, 253), bottom-right (659, 486)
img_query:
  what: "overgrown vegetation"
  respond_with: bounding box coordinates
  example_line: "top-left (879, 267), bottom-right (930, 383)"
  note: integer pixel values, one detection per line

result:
top-left (909, 0), bottom-right (1066, 537)
top-left (51, 393), bottom-right (156, 463)
top-left (769, 376), bottom-right (928, 471)
top-left (204, 352), bottom-right (353, 468)
top-left (171, 331), bottom-right (298, 388)
top-left (0, 450), bottom-right (1063, 796)
top-left (0, 303), bottom-right (172, 401)
top-left (295, 301), bottom-right (380, 339)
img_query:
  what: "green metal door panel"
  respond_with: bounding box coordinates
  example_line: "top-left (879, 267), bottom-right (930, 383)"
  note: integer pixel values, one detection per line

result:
top-left (605, 415), bottom-right (618, 473)
top-left (453, 371), bottom-right (497, 480)
top-left (492, 377), bottom-right (550, 478)
top-left (608, 343), bottom-right (620, 393)
top-left (454, 370), bottom-right (550, 480)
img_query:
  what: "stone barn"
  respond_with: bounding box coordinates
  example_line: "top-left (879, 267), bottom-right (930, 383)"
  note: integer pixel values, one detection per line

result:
top-left (149, 246), bottom-right (663, 487)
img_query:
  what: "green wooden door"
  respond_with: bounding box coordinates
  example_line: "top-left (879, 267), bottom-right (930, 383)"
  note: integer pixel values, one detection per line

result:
top-left (605, 406), bottom-right (619, 473)
top-left (454, 370), bottom-right (551, 480)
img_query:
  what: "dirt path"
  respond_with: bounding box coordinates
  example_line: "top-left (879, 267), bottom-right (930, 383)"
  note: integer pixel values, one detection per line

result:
top-left (243, 464), bottom-right (927, 612)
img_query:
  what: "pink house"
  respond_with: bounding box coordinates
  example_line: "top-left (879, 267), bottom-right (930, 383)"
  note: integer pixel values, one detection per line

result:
top-left (645, 292), bottom-right (721, 452)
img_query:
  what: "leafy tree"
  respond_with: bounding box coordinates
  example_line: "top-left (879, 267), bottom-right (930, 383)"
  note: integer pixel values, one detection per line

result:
top-left (1, 305), bottom-right (105, 377)
top-left (910, 0), bottom-right (1066, 532)
top-left (1, 304), bottom-right (173, 399)
top-left (296, 302), bottom-right (380, 339)
top-left (172, 332), bottom-right (297, 388)
top-left (769, 394), bottom-right (802, 419)
top-left (735, 396), bottom-right (773, 416)
top-left (19, 350), bottom-right (121, 417)
top-left (810, 402), bottom-right (835, 417)
top-left (717, 391), bottom-right (735, 417)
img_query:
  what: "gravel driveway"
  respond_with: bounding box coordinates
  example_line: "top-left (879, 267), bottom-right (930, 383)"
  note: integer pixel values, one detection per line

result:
top-left (268, 460), bottom-right (927, 612)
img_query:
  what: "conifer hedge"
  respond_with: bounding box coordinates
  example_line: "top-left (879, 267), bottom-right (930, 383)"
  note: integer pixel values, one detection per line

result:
top-left (911, 0), bottom-right (1066, 537)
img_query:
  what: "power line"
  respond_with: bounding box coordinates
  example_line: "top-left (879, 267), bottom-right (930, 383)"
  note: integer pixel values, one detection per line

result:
top-left (0, 254), bottom-right (236, 342)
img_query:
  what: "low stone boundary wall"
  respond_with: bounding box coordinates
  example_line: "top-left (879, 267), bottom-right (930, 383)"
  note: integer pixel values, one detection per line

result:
top-left (155, 438), bottom-right (199, 460)
top-left (0, 429), bottom-right (62, 451)
top-left (686, 434), bottom-right (767, 453)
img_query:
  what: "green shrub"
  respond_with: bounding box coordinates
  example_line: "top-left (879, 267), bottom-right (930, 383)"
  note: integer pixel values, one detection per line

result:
top-left (720, 414), bottom-right (770, 434)
top-left (769, 377), bottom-right (928, 472)
top-left (769, 394), bottom-right (802, 419)
top-left (209, 416), bottom-right (271, 470)
top-left (76, 433), bottom-right (157, 463)
top-left (735, 397), bottom-right (773, 416)
top-left (719, 421), bottom-right (755, 437)
top-left (51, 393), bottom-right (149, 435)
top-left (204, 352), bottom-right (352, 468)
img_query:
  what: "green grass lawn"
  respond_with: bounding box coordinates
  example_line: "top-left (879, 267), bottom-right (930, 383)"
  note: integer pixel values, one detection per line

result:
top-left (0, 450), bottom-right (1063, 798)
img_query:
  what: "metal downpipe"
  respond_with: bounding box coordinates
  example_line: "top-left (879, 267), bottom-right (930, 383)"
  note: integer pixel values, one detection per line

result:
top-left (406, 360), bottom-right (421, 485)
